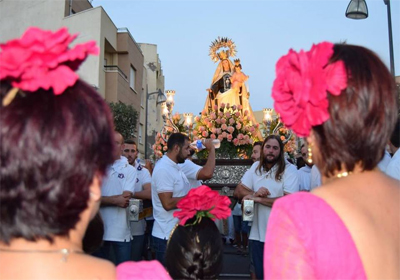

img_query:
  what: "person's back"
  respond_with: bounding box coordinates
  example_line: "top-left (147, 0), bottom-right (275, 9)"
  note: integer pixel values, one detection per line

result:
top-left (313, 171), bottom-right (400, 279)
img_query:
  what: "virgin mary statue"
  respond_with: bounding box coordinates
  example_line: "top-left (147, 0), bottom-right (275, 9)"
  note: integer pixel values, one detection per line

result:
top-left (204, 38), bottom-right (258, 125)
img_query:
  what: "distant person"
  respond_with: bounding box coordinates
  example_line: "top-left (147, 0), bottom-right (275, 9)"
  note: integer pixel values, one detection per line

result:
top-left (123, 139), bottom-right (152, 261)
top-left (298, 143), bottom-right (312, 191)
top-left (151, 133), bottom-right (215, 264)
top-left (94, 132), bottom-right (137, 265)
top-left (234, 135), bottom-right (299, 279)
top-left (386, 118), bottom-right (400, 180)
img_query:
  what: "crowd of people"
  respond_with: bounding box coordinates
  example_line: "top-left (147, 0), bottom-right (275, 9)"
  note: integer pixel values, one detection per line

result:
top-left (1, 27), bottom-right (399, 280)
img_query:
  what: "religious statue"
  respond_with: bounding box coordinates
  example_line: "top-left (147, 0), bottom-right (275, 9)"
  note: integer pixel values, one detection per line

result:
top-left (203, 37), bottom-right (258, 126)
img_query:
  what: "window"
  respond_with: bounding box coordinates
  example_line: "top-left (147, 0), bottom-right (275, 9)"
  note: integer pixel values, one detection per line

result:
top-left (139, 124), bottom-right (143, 144)
top-left (130, 66), bottom-right (136, 91)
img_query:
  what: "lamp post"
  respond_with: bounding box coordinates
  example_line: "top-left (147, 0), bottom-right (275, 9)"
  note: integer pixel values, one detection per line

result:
top-left (144, 88), bottom-right (167, 159)
top-left (183, 113), bottom-right (194, 140)
top-left (263, 108), bottom-right (273, 137)
top-left (345, 0), bottom-right (395, 75)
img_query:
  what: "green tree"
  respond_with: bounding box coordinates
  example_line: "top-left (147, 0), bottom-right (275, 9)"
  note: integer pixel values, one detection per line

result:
top-left (109, 102), bottom-right (138, 140)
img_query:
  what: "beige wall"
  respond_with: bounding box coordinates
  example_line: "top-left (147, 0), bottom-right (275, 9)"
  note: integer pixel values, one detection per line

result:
top-left (139, 43), bottom-right (165, 158)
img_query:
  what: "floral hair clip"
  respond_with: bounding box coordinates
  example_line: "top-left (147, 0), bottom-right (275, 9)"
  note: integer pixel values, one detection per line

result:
top-left (173, 185), bottom-right (231, 226)
top-left (0, 27), bottom-right (99, 106)
top-left (272, 42), bottom-right (348, 137)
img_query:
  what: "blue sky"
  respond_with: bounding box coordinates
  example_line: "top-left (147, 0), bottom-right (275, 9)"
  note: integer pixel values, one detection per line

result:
top-left (94, 0), bottom-right (400, 116)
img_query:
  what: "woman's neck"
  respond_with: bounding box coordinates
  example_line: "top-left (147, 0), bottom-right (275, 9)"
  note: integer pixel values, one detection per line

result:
top-left (0, 232), bottom-right (83, 252)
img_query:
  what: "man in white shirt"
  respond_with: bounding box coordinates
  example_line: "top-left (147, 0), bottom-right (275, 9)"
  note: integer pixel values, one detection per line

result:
top-left (234, 135), bottom-right (299, 279)
top-left (386, 119), bottom-right (400, 180)
top-left (95, 132), bottom-right (137, 265)
top-left (123, 139), bottom-right (152, 261)
top-left (151, 133), bottom-right (215, 264)
top-left (298, 143), bottom-right (312, 191)
top-left (310, 164), bottom-right (322, 190)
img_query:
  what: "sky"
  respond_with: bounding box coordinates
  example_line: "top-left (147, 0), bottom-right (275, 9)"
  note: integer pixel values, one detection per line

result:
top-left (93, 0), bottom-right (400, 116)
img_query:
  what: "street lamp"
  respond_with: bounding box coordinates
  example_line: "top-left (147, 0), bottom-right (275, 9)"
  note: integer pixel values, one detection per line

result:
top-left (183, 113), bottom-right (194, 139)
top-left (263, 108), bottom-right (273, 136)
top-left (144, 88), bottom-right (167, 159)
top-left (345, 0), bottom-right (395, 75)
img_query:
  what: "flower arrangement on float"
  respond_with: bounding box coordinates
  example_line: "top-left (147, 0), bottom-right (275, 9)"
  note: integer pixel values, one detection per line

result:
top-left (193, 103), bottom-right (261, 159)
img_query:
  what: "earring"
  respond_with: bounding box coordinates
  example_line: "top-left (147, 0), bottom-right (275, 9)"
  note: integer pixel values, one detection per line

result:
top-left (307, 144), bottom-right (313, 164)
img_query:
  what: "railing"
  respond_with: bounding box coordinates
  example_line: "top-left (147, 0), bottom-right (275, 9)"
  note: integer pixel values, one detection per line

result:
top-left (104, 65), bottom-right (127, 80)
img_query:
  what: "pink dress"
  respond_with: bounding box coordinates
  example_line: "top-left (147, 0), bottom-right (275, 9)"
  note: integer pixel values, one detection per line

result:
top-left (117, 260), bottom-right (172, 280)
top-left (264, 192), bottom-right (367, 279)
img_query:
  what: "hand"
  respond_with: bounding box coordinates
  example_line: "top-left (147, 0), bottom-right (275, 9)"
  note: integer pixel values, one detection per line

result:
top-left (115, 195), bottom-right (130, 208)
top-left (202, 139), bottom-right (215, 150)
top-left (242, 194), bottom-right (255, 203)
top-left (255, 187), bottom-right (270, 197)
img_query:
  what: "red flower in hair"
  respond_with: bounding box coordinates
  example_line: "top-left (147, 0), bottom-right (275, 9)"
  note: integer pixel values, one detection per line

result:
top-left (272, 42), bottom-right (347, 137)
top-left (0, 27), bottom-right (99, 95)
top-left (173, 185), bottom-right (231, 226)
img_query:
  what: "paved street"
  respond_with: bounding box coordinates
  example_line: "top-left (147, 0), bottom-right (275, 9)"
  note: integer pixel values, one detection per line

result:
top-left (220, 243), bottom-right (251, 280)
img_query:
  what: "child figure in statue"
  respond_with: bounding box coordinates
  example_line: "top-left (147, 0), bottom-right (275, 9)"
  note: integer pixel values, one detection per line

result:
top-left (230, 59), bottom-right (249, 95)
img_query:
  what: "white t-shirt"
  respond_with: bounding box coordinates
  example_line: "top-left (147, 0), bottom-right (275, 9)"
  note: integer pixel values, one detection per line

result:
top-left (100, 156), bottom-right (137, 242)
top-left (378, 150), bottom-right (392, 172)
top-left (241, 161), bottom-right (298, 242)
top-left (130, 162), bottom-right (152, 236)
top-left (151, 155), bottom-right (191, 240)
top-left (179, 159), bottom-right (203, 189)
top-left (310, 165), bottom-right (322, 190)
top-left (386, 149), bottom-right (400, 180)
top-left (298, 165), bottom-right (312, 191)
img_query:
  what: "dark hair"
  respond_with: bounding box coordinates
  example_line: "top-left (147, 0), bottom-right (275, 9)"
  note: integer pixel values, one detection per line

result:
top-left (82, 213), bottom-right (104, 254)
top-left (312, 44), bottom-right (398, 177)
top-left (256, 135), bottom-right (285, 181)
top-left (0, 80), bottom-right (115, 244)
top-left (390, 118), bottom-right (400, 148)
top-left (165, 217), bottom-right (223, 280)
top-left (167, 133), bottom-right (189, 151)
top-left (253, 141), bottom-right (263, 148)
top-left (124, 138), bottom-right (136, 146)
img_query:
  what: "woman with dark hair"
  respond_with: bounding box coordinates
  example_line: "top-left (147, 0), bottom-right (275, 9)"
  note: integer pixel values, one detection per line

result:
top-left (165, 217), bottom-right (224, 280)
top-left (264, 42), bottom-right (399, 279)
top-left (116, 185), bottom-right (231, 280)
top-left (0, 27), bottom-right (116, 279)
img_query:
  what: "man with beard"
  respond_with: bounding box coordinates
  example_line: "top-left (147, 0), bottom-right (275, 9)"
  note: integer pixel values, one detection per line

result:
top-left (298, 143), bottom-right (313, 191)
top-left (122, 139), bottom-right (152, 261)
top-left (234, 135), bottom-right (298, 279)
top-left (151, 133), bottom-right (214, 264)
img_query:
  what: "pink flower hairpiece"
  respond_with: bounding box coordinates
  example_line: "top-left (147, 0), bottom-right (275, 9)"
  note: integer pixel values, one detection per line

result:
top-left (0, 27), bottom-right (99, 106)
top-left (173, 185), bottom-right (231, 226)
top-left (271, 42), bottom-right (347, 137)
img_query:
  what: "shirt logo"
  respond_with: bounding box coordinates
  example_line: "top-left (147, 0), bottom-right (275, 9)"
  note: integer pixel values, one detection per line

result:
top-left (136, 178), bottom-right (139, 183)
top-left (137, 165), bottom-right (142, 171)
top-left (118, 173), bottom-right (124, 179)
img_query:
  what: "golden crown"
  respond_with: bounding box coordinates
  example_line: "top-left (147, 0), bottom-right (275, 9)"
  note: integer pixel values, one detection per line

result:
top-left (234, 59), bottom-right (241, 66)
top-left (217, 50), bottom-right (229, 60)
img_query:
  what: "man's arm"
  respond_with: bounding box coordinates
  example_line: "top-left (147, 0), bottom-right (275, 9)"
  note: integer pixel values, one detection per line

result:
top-left (196, 139), bottom-right (216, 180)
top-left (133, 183), bottom-right (151, 200)
top-left (101, 194), bottom-right (130, 208)
top-left (158, 192), bottom-right (184, 211)
top-left (234, 183), bottom-right (254, 201)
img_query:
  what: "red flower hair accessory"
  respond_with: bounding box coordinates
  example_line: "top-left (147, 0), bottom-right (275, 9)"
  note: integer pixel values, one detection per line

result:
top-left (0, 27), bottom-right (99, 105)
top-left (173, 185), bottom-right (231, 226)
top-left (272, 42), bottom-right (347, 137)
